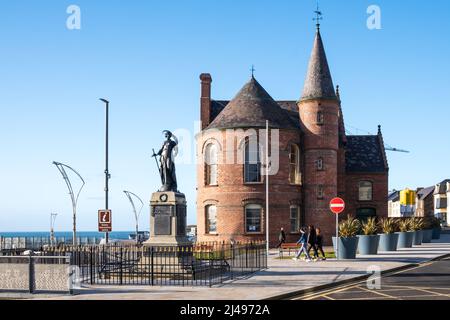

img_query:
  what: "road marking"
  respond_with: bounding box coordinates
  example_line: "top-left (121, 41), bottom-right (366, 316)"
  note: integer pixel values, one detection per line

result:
top-left (357, 286), bottom-right (399, 300)
top-left (402, 286), bottom-right (450, 298)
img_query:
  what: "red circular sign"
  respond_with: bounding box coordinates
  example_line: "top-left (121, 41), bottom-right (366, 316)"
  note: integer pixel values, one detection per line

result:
top-left (330, 197), bottom-right (345, 214)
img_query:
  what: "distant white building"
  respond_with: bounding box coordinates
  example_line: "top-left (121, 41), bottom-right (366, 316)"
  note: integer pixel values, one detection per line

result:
top-left (434, 180), bottom-right (450, 226)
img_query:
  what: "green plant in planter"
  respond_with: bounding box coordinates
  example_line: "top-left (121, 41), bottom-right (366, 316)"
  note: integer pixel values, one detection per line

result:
top-left (398, 219), bottom-right (411, 232)
top-left (429, 217), bottom-right (442, 229)
top-left (361, 217), bottom-right (378, 235)
top-left (379, 218), bottom-right (397, 234)
top-left (409, 217), bottom-right (425, 231)
top-left (339, 216), bottom-right (361, 238)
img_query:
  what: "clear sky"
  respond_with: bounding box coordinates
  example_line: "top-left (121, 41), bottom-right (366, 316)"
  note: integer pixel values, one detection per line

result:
top-left (0, 0), bottom-right (449, 232)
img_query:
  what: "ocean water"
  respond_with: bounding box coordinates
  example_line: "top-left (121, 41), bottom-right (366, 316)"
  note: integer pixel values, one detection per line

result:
top-left (0, 231), bottom-right (136, 240)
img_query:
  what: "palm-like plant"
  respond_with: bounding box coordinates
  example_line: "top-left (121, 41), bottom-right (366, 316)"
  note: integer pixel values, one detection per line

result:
top-left (339, 216), bottom-right (361, 238)
top-left (398, 219), bottom-right (411, 232)
top-left (379, 218), bottom-right (397, 234)
top-left (361, 217), bottom-right (378, 235)
top-left (409, 217), bottom-right (425, 231)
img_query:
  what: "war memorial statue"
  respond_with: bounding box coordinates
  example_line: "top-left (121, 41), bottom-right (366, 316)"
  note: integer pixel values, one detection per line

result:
top-left (145, 130), bottom-right (189, 246)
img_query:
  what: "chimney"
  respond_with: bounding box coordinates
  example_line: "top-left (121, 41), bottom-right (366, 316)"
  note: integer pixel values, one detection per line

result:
top-left (200, 73), bottom-right (212, 130)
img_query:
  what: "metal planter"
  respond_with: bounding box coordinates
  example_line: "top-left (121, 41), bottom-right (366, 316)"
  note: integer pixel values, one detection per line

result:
top-left (396, 231), bottom-right (414, 249)
top-left (432, 228), bottom-right (441, 240)
top-left (421, 229), bottom-right (433, 243)
top-left (378, 233), bottom-right (399, 252)
top-left (332, 236), bottom-right (359, 260)
top-left (357, 235), bottom-right (380, 255)
top-left (412, 230), bottom-right (423, 245)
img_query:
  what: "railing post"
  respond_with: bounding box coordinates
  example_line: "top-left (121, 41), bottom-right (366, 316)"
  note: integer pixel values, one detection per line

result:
top-left (151, 247), bottom-right (154, 286)
top-left (90, 247), bottom-right (94, 285)
top-left (28, 252), bottom-right (34, 294)
top-left (119, 247), bottom-right (123, 285)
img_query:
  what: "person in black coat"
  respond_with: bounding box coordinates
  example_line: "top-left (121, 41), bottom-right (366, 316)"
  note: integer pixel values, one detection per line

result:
top-left (307, 225), bottom-right (319, 259)
top-left (315, 227), bottom-right (326, 260)
top-left (276, 227), bottom-right (286, 249)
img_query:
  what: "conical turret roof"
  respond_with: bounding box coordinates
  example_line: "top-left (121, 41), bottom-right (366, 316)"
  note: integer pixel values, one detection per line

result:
top-left (207, 77), bottom-right (299, 130)
top-left (300, 29), bottom-right (337, 101)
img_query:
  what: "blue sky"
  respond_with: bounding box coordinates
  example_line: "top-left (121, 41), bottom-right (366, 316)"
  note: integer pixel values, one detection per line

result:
top-left (0, 0), bottom-right (449, 232)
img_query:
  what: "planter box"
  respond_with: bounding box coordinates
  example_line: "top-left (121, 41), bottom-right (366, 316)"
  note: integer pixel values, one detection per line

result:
top-left (357, 235), bottom-right (380, 255)
top-left (332, 236), bottom-right (359, 260)
top-left (396, 231), bottom-right (414, 249)
top-left (432, 228), bottom-right (441, 240)
top-left (422, 229), bottom-right (433, 243)
top-left (378, 233), bottom-right (399, 251)
top-left (412, 230), bottom-right (423, 245)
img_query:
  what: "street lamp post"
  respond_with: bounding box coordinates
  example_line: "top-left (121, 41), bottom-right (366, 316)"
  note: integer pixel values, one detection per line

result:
top-left (50, 213), bottom-right (57, 246)
top-left (100, 98), bottom-right (111, 244)
top-left (53, 162), bottom-right (85, 245)
top-left (123, 191), bottom-right (144, 244)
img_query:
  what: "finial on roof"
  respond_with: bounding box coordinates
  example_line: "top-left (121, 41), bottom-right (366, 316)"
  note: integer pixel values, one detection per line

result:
top-left (378, 125), bottom-right (382, 135)
top-left (336, 85), bottom-right (340, 99)
top-left (313, 1), bottom-right (323, 30)
top-left (251, 65), bottom-right (256, 78)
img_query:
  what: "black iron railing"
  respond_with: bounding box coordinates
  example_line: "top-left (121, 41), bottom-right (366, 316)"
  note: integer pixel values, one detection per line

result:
top-left (40, 241), bottom-right (267, 287)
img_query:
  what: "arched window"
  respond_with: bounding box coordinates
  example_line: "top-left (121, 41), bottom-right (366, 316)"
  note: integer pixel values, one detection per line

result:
top-left (289, 144), bottom-right (301, 184)
top-left (244, 137), bottom-right (261, 183)
top-left (359, 181), bottom-right (373, 201)
top-left (245, 204), bottom-right (262, 233)
top-left (205, 143), bottom-right (218, 186)
top-left (205, 205), bottom-right (217, 234)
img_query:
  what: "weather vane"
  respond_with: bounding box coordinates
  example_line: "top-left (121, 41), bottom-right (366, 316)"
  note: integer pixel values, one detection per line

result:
top-left (313, 1), bottom-right (323, 29)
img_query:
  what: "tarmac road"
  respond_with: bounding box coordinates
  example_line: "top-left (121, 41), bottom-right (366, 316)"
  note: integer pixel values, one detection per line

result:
top-left (294, 256), bottom-right (450, 300)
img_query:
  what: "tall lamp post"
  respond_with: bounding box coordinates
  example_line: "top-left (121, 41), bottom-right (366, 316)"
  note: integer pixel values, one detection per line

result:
top-left (100, 98), bottom-right (111, 243)
top-left (53, 162), bottom-right (85, 245)
top-left (50, 213), bottom-right (58, 246)
top-left (123, 191), bottom-right (144, 244)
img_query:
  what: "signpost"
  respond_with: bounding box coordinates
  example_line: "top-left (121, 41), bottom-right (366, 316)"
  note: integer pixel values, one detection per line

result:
top-left (98, 210), bottom-right (112, 233)
top-left (330, 197), bottom-right (345, 260)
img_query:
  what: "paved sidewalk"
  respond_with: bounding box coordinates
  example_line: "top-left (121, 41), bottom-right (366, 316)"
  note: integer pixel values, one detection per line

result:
top-left (28, 234), bottom-right (450, 300)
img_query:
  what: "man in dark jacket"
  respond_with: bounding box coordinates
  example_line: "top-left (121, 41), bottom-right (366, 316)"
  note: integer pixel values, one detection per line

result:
top-left (307, 225), bottom-right (319, 260)
top-left (292, 228), bottom-right (311, 262)
top-left (276, 227), bottom-right (286, 249)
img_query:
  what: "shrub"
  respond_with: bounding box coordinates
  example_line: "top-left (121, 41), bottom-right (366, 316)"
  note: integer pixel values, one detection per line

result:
top-left (379, 218), bottom-right (397, 234)
top-left (361, 217), bottom-right (378, 235)
top-left (339, 216), bottom-right (361, 238)
top-left (398, 219), bottom-right (411, 232)
top-left (409, 217), bottom-right (425, 231)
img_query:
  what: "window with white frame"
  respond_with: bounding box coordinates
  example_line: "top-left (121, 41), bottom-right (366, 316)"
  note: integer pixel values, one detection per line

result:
top-left (289, 144), bottom-right (301, 184)
top-left (244, 137), bottom-right (261, 183)
top-left (245, 204), bottom-right (262, 233)
top-left (205, 143), bottom-right (218, 186)
top-left (206, 205), bottom-right (217, 234)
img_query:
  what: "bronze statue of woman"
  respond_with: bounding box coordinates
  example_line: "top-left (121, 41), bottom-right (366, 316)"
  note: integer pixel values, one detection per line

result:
top-left (152, 130), bottom-right (178, 192)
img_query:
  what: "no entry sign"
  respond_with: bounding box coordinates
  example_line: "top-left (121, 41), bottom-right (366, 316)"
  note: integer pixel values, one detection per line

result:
top-left (330, 197), bottom-right (345, 214)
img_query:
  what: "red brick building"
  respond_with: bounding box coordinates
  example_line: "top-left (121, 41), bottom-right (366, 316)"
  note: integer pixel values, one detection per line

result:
top-left (196, 26), bottom-right (388, 246)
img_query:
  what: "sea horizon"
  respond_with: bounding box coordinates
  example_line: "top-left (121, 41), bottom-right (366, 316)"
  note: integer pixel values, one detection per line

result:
top-left (0, 231), bottom-right (150, 240)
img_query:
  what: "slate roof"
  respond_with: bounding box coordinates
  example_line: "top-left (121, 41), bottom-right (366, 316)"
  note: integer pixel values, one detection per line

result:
top-left (434, 179), bottom-right (450, 195)
top-left (388, 190), bottom-right (400, 202)
top-left (345, 135), bottom-right (388, 173)
top-left (300, 29), bottom-right (337, 101)
top-left (207, 77), bottom-right (300, 130)
top-left (417, 186), bottom-right (435, 200)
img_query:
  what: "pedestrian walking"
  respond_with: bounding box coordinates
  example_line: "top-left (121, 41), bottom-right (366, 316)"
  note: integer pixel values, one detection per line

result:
top-left (307, 225), bottom-right (319, 260)
top-left (276, 227), bottom-right (286, 249)
top-left (292, 227), bottom-right (311, 262)
top-left (315, 228), bottom-right (326, 260)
